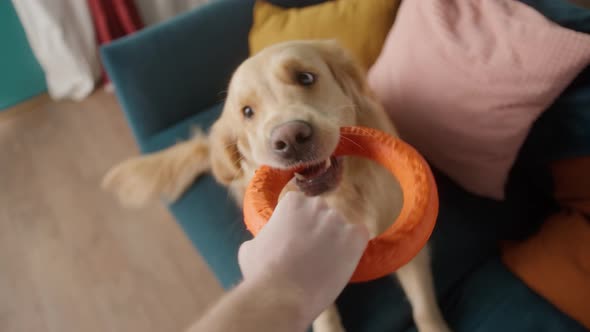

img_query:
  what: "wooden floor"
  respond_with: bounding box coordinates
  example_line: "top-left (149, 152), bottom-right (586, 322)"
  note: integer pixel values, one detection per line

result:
top-left (0, 91), bottom-right (222, 332)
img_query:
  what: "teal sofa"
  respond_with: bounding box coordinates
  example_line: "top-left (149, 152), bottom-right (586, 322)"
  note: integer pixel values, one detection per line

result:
top-left (100, 0), bottom-right (590, 331)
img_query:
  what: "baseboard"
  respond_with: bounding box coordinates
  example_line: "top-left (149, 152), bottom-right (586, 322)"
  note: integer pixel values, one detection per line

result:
top-left (0, 93), bottom-right (50, 122)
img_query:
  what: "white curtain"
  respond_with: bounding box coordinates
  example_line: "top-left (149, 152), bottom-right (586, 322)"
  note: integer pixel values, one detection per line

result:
top-left (11, 0), bottom-right (101, 101)
top-left (11, 0), bottom-right (210, 101)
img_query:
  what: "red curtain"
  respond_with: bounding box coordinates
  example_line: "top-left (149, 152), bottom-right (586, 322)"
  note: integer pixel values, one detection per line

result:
top-left (87, 0), bottom-right (144, 85)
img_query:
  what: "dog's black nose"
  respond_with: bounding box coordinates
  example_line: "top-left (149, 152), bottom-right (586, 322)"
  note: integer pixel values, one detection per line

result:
top-left (270, 120), bottom-right (313, 160)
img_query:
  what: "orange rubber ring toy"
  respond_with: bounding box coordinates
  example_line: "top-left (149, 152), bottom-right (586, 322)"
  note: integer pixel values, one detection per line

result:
top-left (243, 126), bottom-right (439, 283)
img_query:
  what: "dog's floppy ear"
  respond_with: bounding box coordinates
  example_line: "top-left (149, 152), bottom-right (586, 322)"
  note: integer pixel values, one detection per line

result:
top-left (312, 39), bottom-right (395, 132)
top-left (208, 116), bottom-right (243, 185)
top-left (312, 39), bottom-right (370, 100)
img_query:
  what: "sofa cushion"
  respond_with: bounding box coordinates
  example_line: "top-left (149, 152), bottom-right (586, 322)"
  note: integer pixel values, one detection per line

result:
top-left (513, 0), bottom-right (590, 164)
top-left (249, 0), bottom-right (400, 70)
top-left (494, 0), bottom-right (590, 261)
top-left (368, 0), bottom-right (590, 200)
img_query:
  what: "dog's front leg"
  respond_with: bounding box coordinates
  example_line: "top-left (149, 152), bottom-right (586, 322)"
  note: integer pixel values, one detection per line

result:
top-left (312, 304), bottom-right (345, 332)
top-left (394, 246), bottom-right (451, 332)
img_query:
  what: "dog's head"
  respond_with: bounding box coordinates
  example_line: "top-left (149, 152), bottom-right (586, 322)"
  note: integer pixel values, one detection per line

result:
top-left (210, 40), bottom-right (375, 196)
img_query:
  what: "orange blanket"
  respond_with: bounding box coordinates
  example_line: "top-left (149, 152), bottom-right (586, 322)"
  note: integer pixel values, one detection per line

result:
top-left (502, 157), bottom-right (590, 329)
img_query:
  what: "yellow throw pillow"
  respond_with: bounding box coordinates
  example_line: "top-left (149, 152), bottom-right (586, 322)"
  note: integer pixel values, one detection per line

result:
top-left (249, 0), bottom-right (401, 70)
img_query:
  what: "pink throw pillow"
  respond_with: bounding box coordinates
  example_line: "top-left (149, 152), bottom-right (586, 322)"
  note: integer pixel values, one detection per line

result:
top-left (368, 0), bottom-right (590, 200)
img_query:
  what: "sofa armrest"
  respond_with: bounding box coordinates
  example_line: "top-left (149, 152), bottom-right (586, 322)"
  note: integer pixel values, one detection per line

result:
top-left (100, 0), bottom-right (254, 151)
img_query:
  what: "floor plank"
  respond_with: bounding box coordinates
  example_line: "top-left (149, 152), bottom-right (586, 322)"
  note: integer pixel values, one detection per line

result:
top-left (0, 90), bottom-right (222, 332)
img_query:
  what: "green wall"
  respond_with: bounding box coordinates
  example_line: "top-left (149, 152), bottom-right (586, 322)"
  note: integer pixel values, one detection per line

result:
top-left (0, 1), bottom-right (47, 111)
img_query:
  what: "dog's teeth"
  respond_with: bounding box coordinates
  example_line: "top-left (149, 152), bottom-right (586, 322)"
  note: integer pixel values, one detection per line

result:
top-left (294, 173), bottom-right (305, 180)
top-left (324, 159), bottom-right (331, 169)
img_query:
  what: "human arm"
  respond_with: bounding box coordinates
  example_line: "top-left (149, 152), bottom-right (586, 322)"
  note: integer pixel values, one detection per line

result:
top-left (187, 192), bottom-right (370, 332)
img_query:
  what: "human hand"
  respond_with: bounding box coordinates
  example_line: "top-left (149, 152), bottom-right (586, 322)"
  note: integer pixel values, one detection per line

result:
top-left (238, 192), bottom-right (370, 322)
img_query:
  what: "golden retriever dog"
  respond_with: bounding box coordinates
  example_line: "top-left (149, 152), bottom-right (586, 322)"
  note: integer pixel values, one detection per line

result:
top-left (103, 40), bottom-right (450, 332)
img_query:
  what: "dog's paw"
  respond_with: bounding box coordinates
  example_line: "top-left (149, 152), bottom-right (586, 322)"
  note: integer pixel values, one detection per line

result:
top-left (102, 135), bottom-right (210, 208)
top-left (312, 321), bottom-right (345, 332)
top-left (102, 155), bottom-right (167, 208)
top-left (415, 316), bottom-right (452, 332)
top-left (312, 305), bottom-right (345, 332)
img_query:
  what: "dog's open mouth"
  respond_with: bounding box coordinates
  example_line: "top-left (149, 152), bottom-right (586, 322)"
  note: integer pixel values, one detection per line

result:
top-left (292, 157), bottom-right (343, 196)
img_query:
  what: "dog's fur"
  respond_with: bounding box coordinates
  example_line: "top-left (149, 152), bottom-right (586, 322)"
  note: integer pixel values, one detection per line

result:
top-left (103, 40), bottom-right (450, 332)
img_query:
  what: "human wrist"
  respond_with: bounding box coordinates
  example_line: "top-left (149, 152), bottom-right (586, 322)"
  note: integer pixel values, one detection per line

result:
top-left (241, 273), bottom-right (310, 331)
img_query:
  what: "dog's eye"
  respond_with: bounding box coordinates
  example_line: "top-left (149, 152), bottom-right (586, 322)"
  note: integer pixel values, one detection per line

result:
top-left (296, 72), bottom-right (316, 86)
top-left (242, 106), bottom-right (255, 119)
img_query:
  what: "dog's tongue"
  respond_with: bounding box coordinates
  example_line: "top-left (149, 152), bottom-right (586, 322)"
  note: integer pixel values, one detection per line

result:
top-left (294, 157), bottom-right (342, 196)
top-left (295, 159), bottom-right (331, 180)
